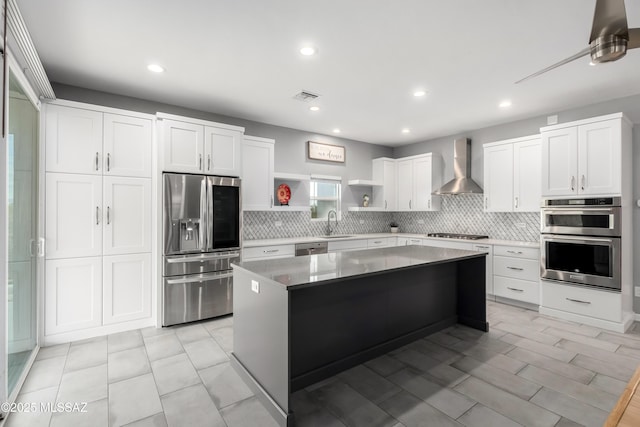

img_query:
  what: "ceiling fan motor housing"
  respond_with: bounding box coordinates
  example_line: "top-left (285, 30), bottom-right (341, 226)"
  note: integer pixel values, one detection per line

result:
top-left (590, 34), bottom-right (628, 63)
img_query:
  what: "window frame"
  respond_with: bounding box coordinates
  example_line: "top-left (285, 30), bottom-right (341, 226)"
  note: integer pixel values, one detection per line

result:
top-left (309, 177), bottom-right (342, 222)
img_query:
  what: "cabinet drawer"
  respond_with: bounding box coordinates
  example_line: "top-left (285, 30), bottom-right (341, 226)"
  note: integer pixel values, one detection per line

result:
top-left (368, 238), bottom-right (390, 248)
top-left (494, 245), bottom-right (539, 259)
top-left (540, 281), bottom-right (621, 322)
top-left (494, 276), bottom-right (539, 304)
top-left (328, 239), bottom-right (368, 252)
top-left (422, 239), bottom-right (473, 250)
top-left (494, 256), bottom-right (539, 281)
top-left (243, 245), bottom-right (295, 260)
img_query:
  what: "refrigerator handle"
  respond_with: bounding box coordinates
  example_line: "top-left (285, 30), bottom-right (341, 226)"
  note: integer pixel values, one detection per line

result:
top-left (199, 178), bottom-right (207, 250)
top-left (207, 177), bottom-right (214, 251)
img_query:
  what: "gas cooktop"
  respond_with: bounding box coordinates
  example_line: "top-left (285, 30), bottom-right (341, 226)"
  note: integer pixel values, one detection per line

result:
top-left (426, 233), bottom-right (489, 240)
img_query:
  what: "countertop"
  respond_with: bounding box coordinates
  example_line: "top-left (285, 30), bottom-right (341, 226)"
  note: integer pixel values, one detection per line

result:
top-left (232, 245), bottom-right (486, 289)
top-left (242, 232), bottom-right (539, 248)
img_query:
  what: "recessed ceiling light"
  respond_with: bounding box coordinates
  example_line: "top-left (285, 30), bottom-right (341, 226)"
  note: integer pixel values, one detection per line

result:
top-left (333, 128), bottom-right (341, 134)
top-left (413, 90), bottom-right (427, 97)
top-left (589, 61), bottom-right (596, 66)
top-left (309, 106), bottom-right (320, 111)
top-left (300, 46), bottom-right (317, 56)
top-left (147, 64), bottom-right (165, 73)
top-left (499, 100), bottom-right (512, 108)
top-left (401, 128), bottom-right (411, 134)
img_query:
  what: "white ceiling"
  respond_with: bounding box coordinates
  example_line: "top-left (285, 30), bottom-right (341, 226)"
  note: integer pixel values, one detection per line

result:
top-left (16, 0), bottom-right (640, 146)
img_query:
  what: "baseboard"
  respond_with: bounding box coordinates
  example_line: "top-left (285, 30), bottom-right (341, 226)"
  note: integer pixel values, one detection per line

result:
top-left (539, 306), bottom-right (630, 333)
top-left (494, 295), bottom-right (539, 311)
top-left (42, 318), bottom-right (155, 346)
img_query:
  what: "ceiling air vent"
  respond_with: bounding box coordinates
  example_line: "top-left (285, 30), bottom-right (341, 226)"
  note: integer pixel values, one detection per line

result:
top-left (293, 90), bottom-right (320, 102)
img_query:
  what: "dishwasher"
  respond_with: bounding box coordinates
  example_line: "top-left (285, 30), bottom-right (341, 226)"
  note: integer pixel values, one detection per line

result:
top-left (295, 242), bottom-right (328, 256)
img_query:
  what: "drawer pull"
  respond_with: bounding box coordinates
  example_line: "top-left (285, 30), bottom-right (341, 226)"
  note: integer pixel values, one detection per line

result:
top-left (507, 250), bottom-right (523, 255)
top-left (566, 297), bottom-right (591, 305)
top-left (476, 246), bottom-right (490, 249)
top-left (507, 266), bottom-right (524, 271)
top-left (264, 249), bottom-right (280, 253)
top-left (507, 287), bottom-right (524, 292)
top-left (373, 241), bottom-right (382, 244)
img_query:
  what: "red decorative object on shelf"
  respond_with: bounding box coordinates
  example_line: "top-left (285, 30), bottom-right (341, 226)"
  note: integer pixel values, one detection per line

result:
top-left (277, 184), bottom-right (291, 205)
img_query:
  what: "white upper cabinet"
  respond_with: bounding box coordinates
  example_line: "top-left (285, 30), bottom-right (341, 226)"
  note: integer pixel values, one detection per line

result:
top-left (204, 126), bottom-right (242, 176)
top-left (372, 158), bottom-right (396, 210)
top-left (46, 173), bottom-right (103, 259)
top-left (484, 135), bottom-right (541, 212)
top-left (103, 177), bottom-right (152, 255)
top-left (162, 119), bottom-right (204, 174)
top-left (483, 143), bottom-right (513, 212)
top-left (396, 154), bottom-right (441, 211)
top-left (159, 113), bottom-right (244, 175)
top-left (103, 113), bottom-right (152, 178)
top-left (242, 136), bottom-right (275, 210)
top-left (45, 104), bottom-right (103, 174)
top-left (541, 115), bottom-right (627, 197)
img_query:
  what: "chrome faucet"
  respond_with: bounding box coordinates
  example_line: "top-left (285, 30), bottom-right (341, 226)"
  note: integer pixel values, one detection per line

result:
top-left (327, 210), bottom-right (338, 235)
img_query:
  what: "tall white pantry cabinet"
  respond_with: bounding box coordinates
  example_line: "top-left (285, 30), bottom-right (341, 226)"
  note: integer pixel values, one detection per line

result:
top-left (44, 101), bottom-right (154, 343)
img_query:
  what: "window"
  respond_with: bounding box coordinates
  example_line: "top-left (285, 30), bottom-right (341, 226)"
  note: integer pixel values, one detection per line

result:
top-left (310, 178), bottom-right (341, 220)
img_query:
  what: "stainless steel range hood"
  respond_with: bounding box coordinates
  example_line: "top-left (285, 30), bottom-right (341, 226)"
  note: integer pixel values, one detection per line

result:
top-left (433, 138), bottom-right (483, 195)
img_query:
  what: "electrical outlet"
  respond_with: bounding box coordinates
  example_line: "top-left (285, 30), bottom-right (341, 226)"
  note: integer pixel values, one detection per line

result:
top-left (251, 280), bottom-right (260, 294)
top-left (515, 222), bottom-right (526, 228)
top-left (635, 286), bottom-right (640, 298)
top-left (275, 221), bottom-right (282, 227)
top-left (417, 219), bottom-right (425, 224)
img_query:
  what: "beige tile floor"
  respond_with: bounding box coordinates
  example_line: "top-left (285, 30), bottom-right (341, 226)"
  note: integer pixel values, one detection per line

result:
top-left (6, 301), bottom-right (640, 427)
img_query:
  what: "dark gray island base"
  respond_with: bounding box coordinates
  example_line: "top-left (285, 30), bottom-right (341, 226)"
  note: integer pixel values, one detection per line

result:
top-left (230, 245), bottom-right (488, 427)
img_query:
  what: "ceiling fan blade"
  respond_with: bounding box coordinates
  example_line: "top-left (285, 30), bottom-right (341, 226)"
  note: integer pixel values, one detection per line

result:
top-left (515, 47), bottom-right (591, 84)
top-left (628, 28), bottom-right (640, 49)
top-left (590, 0), bottom-right (629, 42)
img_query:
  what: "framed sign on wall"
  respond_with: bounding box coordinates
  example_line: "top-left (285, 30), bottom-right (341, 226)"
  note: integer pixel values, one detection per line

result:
top-left (308, 141), bottom-right (345, 163)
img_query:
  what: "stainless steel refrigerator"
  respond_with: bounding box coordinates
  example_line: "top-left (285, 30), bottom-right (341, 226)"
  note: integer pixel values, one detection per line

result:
top-left (162, 173), bottom-right (241, 326)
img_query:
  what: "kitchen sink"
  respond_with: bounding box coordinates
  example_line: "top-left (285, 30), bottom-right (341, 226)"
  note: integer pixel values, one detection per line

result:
top-left (318, 235), bottom-right (354, 239)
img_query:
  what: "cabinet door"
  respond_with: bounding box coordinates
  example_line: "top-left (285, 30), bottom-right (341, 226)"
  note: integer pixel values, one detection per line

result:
top-left (473, 244), bottom-right (493, 296)
top-left (372, 159), bottom-right (396, 210)
top-left (45, 104), bottom-right (103, 174)
top-left (46, 173), bottom-right (103, 259)
top-left (412, 156), bottom-right (432, 210)
top-left (396, 159), bottom-right (413, 211)
top-left (103, 177), bottom-right (151, 255)
top-left (242, 138), bottom-right (274, 210)
top-left (45, 257), bottom-right (102, 334)
top-left (541, 127), bottom-right (578, 196)
top-left (483, 144), bottom-right (514, 212)
top-left (578, 119), bottom-right (621, 196)
top-left (204, 126), bottom-right (242, 176)
top-left (104, 114), bottom-right (152, 178)
top-left (162, 119), bottom-right (204, 173)
top-left (103, 253), bottom-right (151, 325)
top-left (513, 138), bottom-right (541, 212)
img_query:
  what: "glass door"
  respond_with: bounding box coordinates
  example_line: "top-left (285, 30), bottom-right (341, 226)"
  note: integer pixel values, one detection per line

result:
top-left (7, 70), bottom-right (39, 395)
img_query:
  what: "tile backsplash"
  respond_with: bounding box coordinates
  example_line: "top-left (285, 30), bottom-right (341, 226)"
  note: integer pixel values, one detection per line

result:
top-left (243, 194), bottom-right (540, 242)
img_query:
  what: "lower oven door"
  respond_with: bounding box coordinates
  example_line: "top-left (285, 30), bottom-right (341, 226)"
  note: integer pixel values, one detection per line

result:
top-left (163, 270), bottom-right (233, 326)
top-left (540, 234), bottom-right (621, 290)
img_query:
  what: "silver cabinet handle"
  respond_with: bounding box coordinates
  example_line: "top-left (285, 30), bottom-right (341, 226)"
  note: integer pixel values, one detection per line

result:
top-left (507, 250), bottom-right (523, 255)
top-left (566, 297), bottom-right (591, 305)
top-left (107, 153), bottom-right (111, 171)
top-left (409, 200), bottom-right (412, 210)
top-left (96, 206), bottom-right (99, 225)
top-left (95, 152), bottom-right (99, 171)
top-left (107, 206), bottom-right (110, 224)
top-left (264, 249), bottom-right (279, 253)
top-left (507, 266), bottom-right (524, 271)
top-left (507, 287), bottom-right (524, 292)
top-left (373, 241), bottom-right (382, 244)
top-left (476, 245), bottom-right (490, 249)
top-left (199, 154), bottom-right (203, 170)
top-left (485, 197), bottom-right (488, 209)
top-left (581, 175), bottom-right (585, 191)
top-left (270, 196), bottom-right (273, 208)
top-left (514, 196), bottom-right (519, 209)
top-left (570, 176), bottom-right (575, 191)
top-left (428, 199), bottom-right (431, 209)
top-left (208, 155), bottom-right (211, 171)
top-left (385, 200), bottom-right (387, 209)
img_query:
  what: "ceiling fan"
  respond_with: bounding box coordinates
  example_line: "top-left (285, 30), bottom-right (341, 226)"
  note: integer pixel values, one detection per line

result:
top-left (516, 0), bottom-right (640, 83)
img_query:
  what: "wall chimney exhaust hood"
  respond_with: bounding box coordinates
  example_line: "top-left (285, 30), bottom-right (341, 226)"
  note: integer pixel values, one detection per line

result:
top-left (434, 138), bottom-right (483, 195)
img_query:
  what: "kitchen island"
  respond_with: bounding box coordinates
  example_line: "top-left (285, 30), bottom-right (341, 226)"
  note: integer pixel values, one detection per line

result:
top-left (231, 245), bottom-right (488, 427)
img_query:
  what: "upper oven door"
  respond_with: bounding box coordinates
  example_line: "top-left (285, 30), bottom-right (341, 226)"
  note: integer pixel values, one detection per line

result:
top-left (209, 176), bottom-right (241, 251)
top-left (540, 234), bottom-right (621, 290)
top-left (541, 207), bottom-right (620, 237)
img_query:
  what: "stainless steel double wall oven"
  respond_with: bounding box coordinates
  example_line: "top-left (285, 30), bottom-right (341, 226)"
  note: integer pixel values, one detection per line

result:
top-left (163, 173), bottom-right (241, 326)
top-left (540, 197), bottom-right (621, 291)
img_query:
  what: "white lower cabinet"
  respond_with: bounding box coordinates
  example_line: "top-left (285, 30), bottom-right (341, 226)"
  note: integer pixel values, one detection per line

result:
top-left (397, 237), bottom-right (423, 246)
top-left (367, 238), bottom-right (390, 248)
top-left (540, 280), bottom-right (621, 323)
top-left (103, 254), bottom-right (151, 325)
top-left (328, 239), bottom-right (368, 252)
top-left (493, 245), bottom-right (540, 305)
top-left (45, 257), bottom-right (102, 335)
top-left (243, 244), bottom-right (295, 261)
